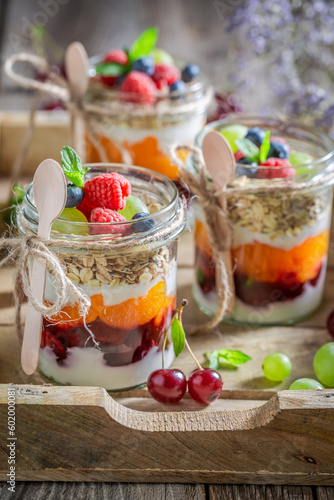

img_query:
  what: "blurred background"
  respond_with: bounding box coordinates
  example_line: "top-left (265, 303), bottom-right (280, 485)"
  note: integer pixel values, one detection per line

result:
top-left (2, 0), bottom-right (334, 121)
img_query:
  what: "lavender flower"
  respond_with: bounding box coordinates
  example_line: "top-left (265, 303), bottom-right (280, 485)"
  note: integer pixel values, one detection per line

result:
top-left (227, 0), bottom-right (334, 132)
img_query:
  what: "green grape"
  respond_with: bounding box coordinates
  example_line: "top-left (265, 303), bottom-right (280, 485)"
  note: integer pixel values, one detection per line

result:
top-left (219, 125), bottom-right (248, 153)
top-left (289, 150), bottom-right (313, 166)
top-left (52, 208), bottom-right (89, 236)
top-left (118, 195), bottom-right (149, 220)
top-left (262, 353), bottom-right (292, 382)
top-left (290, 150), bottom-right (314, 175)
top-left (289, 378), bottom-right (324, 390)
top-left (313, 342), bottom-right (334, 387)
top-left (152, 48), bottom-right (174, 64)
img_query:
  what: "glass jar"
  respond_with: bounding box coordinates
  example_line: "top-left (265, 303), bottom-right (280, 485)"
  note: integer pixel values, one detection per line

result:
top-left (19, 164), bottom-right (184, 391)
top-left (84, 56), bottom-right (212, 185)
top-left (192, 117), bottom-right (334, 325)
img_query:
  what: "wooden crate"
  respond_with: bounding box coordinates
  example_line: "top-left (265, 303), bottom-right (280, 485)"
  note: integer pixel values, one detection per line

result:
top-left (0, 231), bottom-right (333, 484)
top-left (0, 113), bottom-right (333, 484)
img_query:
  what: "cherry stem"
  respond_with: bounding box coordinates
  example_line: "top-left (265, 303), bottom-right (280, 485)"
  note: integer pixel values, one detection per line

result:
top-left (178, 306), bottom-right (203, 371)
top-left (161, 299), bottom-right (188, 370)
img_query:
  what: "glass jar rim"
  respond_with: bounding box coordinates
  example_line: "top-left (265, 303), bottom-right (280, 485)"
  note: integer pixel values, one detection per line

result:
top-left (195, 115), bottom-right (334, 182)
top-left (21, 163), bottom-right (184, 245)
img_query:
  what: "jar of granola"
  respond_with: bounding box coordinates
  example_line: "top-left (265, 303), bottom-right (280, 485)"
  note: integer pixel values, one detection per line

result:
top-left (84, 53), bottom-right (212, 186)
top-left (18, 164), bottom-right (184, 391)
top-left (193, 117), bottom-right (334, 325)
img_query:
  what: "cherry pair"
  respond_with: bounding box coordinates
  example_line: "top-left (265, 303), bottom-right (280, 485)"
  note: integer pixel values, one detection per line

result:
top-left (147, 367), bottom-right (223, 405)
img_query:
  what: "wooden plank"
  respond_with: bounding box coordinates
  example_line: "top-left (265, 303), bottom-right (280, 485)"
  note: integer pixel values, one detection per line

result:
top-left (0, 112), bottom-right (70, 176)
top-left (0, 482), bottom-right (206, 499)
top-left (209, 484), bottom-right (315, 499)
top-left (0, 385), bottom-right (333, 484)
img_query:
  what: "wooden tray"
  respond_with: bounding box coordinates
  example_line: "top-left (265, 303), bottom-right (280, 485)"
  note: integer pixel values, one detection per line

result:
top-left (0, 231), bottom-right (334, 484)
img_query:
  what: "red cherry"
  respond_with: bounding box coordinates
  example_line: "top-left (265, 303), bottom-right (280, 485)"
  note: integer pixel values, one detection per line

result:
top-left (327, 309), bottom-right (334, 338)
top-left (188, 368), bottom-right (223, 405)
top-left (147, 369), bottom-right (187, 404)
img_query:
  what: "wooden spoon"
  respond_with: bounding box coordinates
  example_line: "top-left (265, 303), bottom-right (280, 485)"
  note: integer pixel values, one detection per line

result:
top-left (21, 159), bottom-right (67, 375)
top-left (202, 130), bottom-right (236, 313)
top-left (65, 42), bottom-right (89, 161)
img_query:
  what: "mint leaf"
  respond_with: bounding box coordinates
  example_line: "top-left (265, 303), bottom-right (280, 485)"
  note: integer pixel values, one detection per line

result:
top-left (218, 349), bottom-right (251, 365)
top-left (95, 62), bottom-right (128, 77)
top-left (205, 350), bottom-right (220, 370)
top-left (235, 138), bottom-right (259, 163)
top-left (61, 146), bottom-right (86, 188)
top-left (129, 26), bottom-right (159, 61)
top-left (259, 131), bottom-right (271, 163)
top-left (171, 317), bottom-right (185, 357)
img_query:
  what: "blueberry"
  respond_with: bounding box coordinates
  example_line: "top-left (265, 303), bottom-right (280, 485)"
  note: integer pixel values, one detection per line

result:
top-left (132, 56), bottom-right (155, 76)
top-left (236, 157), bottom-right (258, 177)
top-left (132, 212), bottom-right (156, 233)
top-left (65, 183), bottom-right (84, 208)
top-left (181, 63), bottom-right (201, 82)
top-left (169, 80), bottom-right (186, 100)
top-left (116, 74), bottom-right (127, 87)
top-left (268, 140), bottom-right (290, 159)
top-left (245, 127), bottom-right (266, 147)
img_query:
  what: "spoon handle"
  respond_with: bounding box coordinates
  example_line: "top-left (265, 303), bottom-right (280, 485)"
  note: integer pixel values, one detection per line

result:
top-left (21, 257), bottom-right (47, 375)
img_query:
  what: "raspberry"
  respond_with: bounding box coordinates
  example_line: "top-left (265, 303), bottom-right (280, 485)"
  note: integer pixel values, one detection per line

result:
top-left (76, 197), bottom-right (97, 219)
top-left (101, 50), bottom-right (128, 87)
top-left (120, 71), bottom-right (156, 103)
top-left (84, 173), bottom-right (131, 210)
top-left (90, 207), bottom-right (129, 235)
top-left (234, 151), bottom-right (245, 162)
top-left (104, 50), bottom-right (128, 65)
top-left (152, 64), bottom-right (181, 89)
top-left (257, 158), bottom-right (296, 179)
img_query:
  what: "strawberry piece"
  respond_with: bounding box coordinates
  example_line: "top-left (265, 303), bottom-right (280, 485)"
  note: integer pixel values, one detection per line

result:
top-left (256, 158), bottom-right (296, 179)
top-left (152, 63), bottom-right (181, 89)
top-left (120, 71), bottom-right (157, 104)
top-left (90, 207), bottom-right (129, 235)
top-left (101, 49), bottom-right (128, 87)
top-left (84, 173), bottom-right (131, 210)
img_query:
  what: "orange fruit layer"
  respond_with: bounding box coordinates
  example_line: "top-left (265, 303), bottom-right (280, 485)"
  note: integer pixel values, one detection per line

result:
top-left (232, 230), bottom-right (329, 283)
top-left (100, 280), bottom-right (167, 329)
top-left (86, 133), bottom-right (188, 180)
top-left (195, 219), bottom-right (329, 283)
top-left (195, 219), bottom-right (213, 258)
top-left (86, 134), bottom-right (123, 163)
top-left (47, 294), bottom-right (104, 328)
top-left (124, 136), bottom-right (185, 180)
top-left (48, 281), bottom-right (168, 330)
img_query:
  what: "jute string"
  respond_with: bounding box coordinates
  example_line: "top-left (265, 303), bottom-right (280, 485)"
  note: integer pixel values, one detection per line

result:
top-left (169, 143), bottom-right (334, 331)
top-left (170, 144), bottom-right (233, 332)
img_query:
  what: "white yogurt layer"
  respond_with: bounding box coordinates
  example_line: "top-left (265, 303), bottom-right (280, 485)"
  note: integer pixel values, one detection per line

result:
top-left (193, 261), bottom-right (327, 325)
top-left (44, 263), bottom-right (177, 307)
top-left (103, 112), bottom-right (206, 152)
top-left (232, 210), bottom-right (332, 250)
top-left (39, 344), bottom-right (175, 390)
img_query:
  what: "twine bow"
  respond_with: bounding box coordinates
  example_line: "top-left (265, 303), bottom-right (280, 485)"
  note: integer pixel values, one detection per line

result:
top-left (170, 144), bottom-right (233, 332)
top-left (4, 52), bottom-right (109, 194)
top-left (0, 233), bottom-right (91, 339)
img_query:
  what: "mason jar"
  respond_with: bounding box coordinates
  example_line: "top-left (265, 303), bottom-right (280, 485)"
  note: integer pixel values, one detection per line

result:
top-left (84, 56), bottom-right (212, 186)
top-left (18, 164), bottom-right (184, 390)
top-left (192, 117), bottom-right (334, 325)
